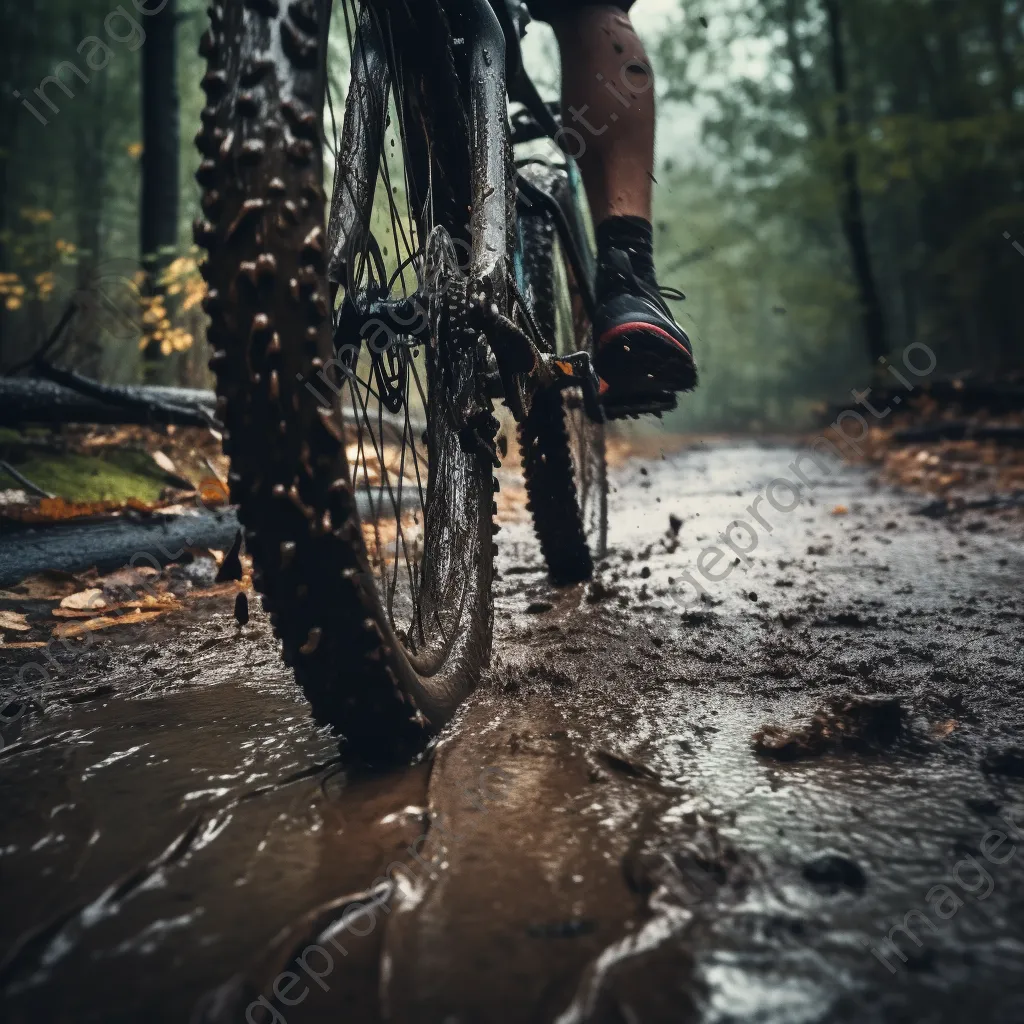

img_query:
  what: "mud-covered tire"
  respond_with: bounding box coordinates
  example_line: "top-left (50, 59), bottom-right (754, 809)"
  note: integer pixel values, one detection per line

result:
top-left (518, 166), bottom-right (607, 583)
top-left (195, 0), bottom-right (492, 762)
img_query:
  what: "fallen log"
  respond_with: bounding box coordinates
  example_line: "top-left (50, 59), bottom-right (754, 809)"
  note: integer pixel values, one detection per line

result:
top-left (0, 376), bottom-right (422, 439)
top-left (892, 423), bottom-right (1024, 446)
top-left (0, 378), bottom-right (217, 429)
top-left (823, 376), bottom-right (1024, 423)
top-left (0, 507), bottom-right (240, 588)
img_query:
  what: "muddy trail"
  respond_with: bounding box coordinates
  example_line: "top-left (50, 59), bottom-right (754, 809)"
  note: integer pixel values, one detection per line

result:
top-left (2, 439), bottom-right (1023, 1024)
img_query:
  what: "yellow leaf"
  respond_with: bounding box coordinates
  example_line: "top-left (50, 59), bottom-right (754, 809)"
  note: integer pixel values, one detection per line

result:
top-left (126, 141), bottom-right (144, 159)
top-left (5, 296), bottom-right (21, 311)
top-left (182, 282), bottom-right (207, 311)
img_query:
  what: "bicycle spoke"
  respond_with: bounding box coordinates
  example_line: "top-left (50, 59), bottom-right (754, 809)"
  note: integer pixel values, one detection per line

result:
top-left (324, 0), bottom-right (479, 666)
top-left (406, 355), bottom-right (429, 521)
top-left (348, 357), bottom-right (421, 631)
top-left (347, 381), bottom-right (386, 589)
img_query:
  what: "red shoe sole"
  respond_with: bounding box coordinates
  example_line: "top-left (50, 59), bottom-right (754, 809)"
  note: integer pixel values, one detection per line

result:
top-left (598, 321), bottom-right (692, 358)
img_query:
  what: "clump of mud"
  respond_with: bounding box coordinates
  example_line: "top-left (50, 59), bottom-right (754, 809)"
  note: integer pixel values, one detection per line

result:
top-left (753, 694), bottom-right (903, 760)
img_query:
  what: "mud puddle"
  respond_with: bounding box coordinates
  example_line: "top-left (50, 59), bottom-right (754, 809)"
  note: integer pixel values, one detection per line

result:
top-left (2, 438), bottom-right (1023, 1023)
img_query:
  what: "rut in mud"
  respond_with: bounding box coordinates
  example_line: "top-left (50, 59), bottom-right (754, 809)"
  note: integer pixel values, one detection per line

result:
top-left (1, 439), bottom-right (1023, 1024)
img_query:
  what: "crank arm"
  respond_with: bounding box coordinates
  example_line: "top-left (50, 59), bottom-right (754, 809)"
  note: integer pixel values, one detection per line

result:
top-left (468, 302), bottom-right (537, 422)
top-left (470, 299), bottom-right (606, 426)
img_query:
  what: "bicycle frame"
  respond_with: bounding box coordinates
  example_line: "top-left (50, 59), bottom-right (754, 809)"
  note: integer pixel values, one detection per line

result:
top-left (327, 0), bottom-right (605, 427)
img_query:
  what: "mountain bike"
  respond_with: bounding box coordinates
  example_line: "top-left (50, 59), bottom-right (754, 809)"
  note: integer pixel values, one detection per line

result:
top-left (195, 0), bottom-right (612, 760)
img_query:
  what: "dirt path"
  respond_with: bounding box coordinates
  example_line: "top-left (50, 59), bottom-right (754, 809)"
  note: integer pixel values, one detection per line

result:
top-left (2, 439), bottom-right (1023, 1024)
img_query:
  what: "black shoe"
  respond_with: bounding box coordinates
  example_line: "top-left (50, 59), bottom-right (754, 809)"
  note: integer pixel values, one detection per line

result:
top-left (592, 249), bottom-right (697, 403)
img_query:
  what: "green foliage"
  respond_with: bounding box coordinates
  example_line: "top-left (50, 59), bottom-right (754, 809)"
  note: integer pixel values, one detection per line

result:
top-left (657, 0), bottom-right (1024, 426)
top-left (1, 0), bottom-right (1020, 424)
top-left (0, 0), bottom-right (209, 382)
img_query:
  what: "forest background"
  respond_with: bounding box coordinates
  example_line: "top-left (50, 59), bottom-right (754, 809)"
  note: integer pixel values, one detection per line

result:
top-left (1, 0), bottom-right (1021, 431)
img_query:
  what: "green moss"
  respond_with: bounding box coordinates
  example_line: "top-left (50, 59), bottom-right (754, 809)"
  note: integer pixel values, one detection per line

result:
top-left (4, 449), bottom-right (170, 504)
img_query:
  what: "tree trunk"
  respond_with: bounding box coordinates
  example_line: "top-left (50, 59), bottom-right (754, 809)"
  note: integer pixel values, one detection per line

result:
top-left (69, 13), bottom-right (108, 378)
top-left (822, 0), bottom-right (889, 366)
top-left (139, 0), bottom-right (180, 372)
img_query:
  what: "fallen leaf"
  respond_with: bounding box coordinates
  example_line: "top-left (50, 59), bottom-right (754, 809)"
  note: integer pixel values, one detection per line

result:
top-left (198, 477), bottom-right (230, 506)
top-left (188, 581), bottom-right (245, 601)
top-left (0, 640), bottom-right (46, 649)
top-left (52, 593), bottom-right (179, 619)
top-left (0, 610), bottom-right (31, 632)
top-left (831, 505), bottom-right (849, 515)
top-left (932, 719), bottom-right (958, 738)
top-left (52, 607), bottom-right (110, 619)
top-left (4, 496), bottom-right (157, 524)
top-left (96, 568), bottom-right (144, 589)
top-left (53, 610), bottom-right (166, 638)
top-left (60, 588), bottom-right (108, 611)
top-left (0, 570), bottom-right (84, 600)
top-left (151, 450), bottom-right (178, 475)
top-left (96, 567), bottom-right (166, 600)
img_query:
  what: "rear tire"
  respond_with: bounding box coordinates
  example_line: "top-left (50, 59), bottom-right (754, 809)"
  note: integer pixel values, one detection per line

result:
top-left (517, 164), bottom-right (608, 582)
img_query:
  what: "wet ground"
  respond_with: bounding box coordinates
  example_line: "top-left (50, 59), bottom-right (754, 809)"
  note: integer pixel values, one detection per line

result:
top-left (2, 437), bottom-right (1023, 1024)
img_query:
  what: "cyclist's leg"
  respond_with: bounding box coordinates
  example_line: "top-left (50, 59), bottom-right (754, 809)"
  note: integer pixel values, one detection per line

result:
top-left (546, 3), bottom-right (654, 227)
top-left (532, 1), bottom-right (697, 401)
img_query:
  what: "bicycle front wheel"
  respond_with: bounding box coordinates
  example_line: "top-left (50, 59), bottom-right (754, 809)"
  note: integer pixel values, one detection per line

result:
top-left (196, 0), bottom-right (495, 761)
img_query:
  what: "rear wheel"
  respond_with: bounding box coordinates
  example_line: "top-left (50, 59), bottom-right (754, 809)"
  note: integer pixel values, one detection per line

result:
top-left (518, 163), bottom-right (608, 582)
top-left (196, 0), bottom-right (494, 762)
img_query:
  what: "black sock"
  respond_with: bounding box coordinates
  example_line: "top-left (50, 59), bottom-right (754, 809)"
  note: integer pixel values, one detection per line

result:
top-left (596, 215), bottom-right (655, 297)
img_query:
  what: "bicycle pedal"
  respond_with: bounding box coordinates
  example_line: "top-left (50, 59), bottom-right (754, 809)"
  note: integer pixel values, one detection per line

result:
top-left (541, 350), bottom-right (606, 424)
top-left (602, 391), bottom-right (678, 421)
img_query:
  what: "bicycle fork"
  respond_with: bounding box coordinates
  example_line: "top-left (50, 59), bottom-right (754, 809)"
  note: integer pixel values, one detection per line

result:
top-left (326, 0), bottom-right (605, 439)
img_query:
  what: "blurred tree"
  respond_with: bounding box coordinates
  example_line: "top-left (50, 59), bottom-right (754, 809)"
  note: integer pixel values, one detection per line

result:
top-left (1, 0), bottom-right (1019, 418)
top-left (659, 0), bottom-right (1024, 397)
top-left (139, 0), bottom-right (180, 377)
